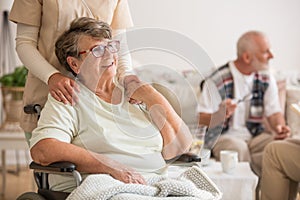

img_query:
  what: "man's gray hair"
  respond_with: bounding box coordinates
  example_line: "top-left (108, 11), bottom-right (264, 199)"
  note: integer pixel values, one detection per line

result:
top-left (236, 30), bottom-right (266, 57)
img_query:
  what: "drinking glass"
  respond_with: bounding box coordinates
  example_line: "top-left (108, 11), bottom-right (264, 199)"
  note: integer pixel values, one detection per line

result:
top-left (189, 124), bottom-right (207, 156)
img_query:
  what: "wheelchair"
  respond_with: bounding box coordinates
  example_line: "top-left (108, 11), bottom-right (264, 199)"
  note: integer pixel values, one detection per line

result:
top-left (17, 104), bottom-right (201, 200)
top-left (17, 161), bottom-right (82, 200)
top-left (16, 104), bottom-right (82, 200)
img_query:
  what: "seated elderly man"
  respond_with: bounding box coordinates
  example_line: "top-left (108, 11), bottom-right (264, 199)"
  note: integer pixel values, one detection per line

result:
top-left (198, 31), bottom-right (290, 176)
top-left (29, 17), bottom-right (192, 193)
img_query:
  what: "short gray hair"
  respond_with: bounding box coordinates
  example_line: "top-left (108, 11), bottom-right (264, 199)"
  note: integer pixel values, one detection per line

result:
top-left (55, 17), bottom-right (112, 72)
top-left (236, 30), bottom-right (266, 57)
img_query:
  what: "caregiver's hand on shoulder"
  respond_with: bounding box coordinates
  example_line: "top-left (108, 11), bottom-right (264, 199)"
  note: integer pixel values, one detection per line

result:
top-left (48, 73), bottom-right (80, 105)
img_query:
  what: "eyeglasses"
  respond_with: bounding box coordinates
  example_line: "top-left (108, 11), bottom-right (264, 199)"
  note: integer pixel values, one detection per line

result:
top-left (78, 40), bottom-right (120, 58)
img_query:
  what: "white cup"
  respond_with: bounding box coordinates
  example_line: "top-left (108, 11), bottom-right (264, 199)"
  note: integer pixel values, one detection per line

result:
top-left (220, 150), bottom-right (238, 174)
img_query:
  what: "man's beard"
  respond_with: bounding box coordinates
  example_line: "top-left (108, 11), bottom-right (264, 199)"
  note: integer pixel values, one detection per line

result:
top-left (252, 56), bottom-right (269, 71)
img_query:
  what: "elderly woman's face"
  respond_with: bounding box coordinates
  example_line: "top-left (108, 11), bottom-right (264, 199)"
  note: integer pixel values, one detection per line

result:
top-left (76, 35), bottom-right (118, 82)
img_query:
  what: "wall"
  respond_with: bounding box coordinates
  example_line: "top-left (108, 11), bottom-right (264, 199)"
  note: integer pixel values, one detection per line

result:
top-left (128, 0), bottom-right (300, 73)
top-left (2, 1), bottom-right (300, 72)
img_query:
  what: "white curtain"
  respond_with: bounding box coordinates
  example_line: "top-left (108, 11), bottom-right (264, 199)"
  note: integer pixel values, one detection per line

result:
top-left (0, 7), bottom-right (17, 125)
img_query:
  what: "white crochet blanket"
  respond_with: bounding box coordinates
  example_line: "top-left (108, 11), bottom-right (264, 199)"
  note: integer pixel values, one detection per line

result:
top-left (66, 166), bottom-right (222, 200)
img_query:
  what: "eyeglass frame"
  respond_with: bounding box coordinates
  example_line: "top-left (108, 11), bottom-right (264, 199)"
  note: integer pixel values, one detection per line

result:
top-left (78, 40), bottom-right (120, 58)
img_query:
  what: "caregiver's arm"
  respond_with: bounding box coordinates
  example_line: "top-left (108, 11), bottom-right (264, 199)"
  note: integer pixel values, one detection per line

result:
top-left (16, 23), bottom-right (79, 104)
top-left (127, 82), bottom-right (192, 160)
top-left (30, 139), bottom-right (145, 184)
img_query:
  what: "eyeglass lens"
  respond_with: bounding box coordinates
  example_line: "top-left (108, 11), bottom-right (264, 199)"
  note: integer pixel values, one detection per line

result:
top-left (92, 41), bottom-right (120, 57)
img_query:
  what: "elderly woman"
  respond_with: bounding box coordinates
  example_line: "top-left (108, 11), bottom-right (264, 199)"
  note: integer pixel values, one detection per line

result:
top-left (29, 17), bottom-right (192, 193)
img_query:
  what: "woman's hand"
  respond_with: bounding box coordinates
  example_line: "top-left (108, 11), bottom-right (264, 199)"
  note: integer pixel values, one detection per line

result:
top-left (102, 156), bottom-right (146, 184)
top-left (109, 165), bottom-right (146, 184)
top-left (89, 151), bottom-right (146, 185)
top-left (48, 73), bottom-right (80, 105)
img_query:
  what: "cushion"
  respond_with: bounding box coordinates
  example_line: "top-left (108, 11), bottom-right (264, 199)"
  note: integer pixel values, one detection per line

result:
top-left (135, 68), bottom-right (203, 128)
top-left (286, 86), bottom-right (300, 136)
top-left (263, 80), bottom-right (287, 133)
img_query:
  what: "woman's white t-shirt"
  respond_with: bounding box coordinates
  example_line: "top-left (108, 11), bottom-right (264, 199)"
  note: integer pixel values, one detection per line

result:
top-left (30, 82), bottom-right (166, 192)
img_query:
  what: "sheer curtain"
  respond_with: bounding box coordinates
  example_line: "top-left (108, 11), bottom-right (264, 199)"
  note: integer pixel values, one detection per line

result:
top-left (0, 0), bottom-right (17, 125)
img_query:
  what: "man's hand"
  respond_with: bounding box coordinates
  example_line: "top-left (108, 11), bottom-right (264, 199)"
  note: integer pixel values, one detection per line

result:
top-left (274, 124), bottom-right (291, 140)
top-left (219, 99), bottom-right (237, 119)
top-left (48, 73), bottom-right (80, 105)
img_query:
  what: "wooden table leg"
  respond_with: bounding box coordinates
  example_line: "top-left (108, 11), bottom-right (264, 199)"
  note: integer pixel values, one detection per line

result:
top-left (1, 149), bottom-right (6, 196)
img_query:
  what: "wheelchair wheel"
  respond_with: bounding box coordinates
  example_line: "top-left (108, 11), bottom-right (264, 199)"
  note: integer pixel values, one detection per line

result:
top-left (16, 192), bottom-right (46, 200)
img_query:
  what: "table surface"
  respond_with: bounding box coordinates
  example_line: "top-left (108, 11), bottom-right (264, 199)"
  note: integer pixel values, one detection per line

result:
top-left (169, 161), bottom-right (258, 200)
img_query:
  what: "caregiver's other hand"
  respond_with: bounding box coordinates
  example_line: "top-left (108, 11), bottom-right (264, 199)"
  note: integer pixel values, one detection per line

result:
top-left (123, 75), bottom-right (143, 104)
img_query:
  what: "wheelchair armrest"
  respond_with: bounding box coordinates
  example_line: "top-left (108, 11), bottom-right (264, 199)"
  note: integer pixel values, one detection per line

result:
top-left (30, 161), bottom-right (82, 189)
top-left (30, 161), bottom-right (76, 172)
top-left (165, 152), bottom-right (201, 164)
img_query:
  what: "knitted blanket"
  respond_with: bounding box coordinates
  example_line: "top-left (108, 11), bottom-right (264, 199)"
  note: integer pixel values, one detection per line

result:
top-left (66, 166), bottom-right (222, 200)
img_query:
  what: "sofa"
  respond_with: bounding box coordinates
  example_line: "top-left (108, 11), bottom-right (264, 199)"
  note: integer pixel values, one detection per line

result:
top-left (135, 66), bottom-right (202, 129)
top-left (134, 66), bottom-right (300, 137)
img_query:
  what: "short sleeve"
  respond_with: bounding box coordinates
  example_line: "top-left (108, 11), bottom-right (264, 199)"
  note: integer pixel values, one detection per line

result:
top-left (110, 0), bottom-right (134, 29)
top-left (264, 75), bottom-right (282, 117)
top-left (29, 95), bottom-right (78, 149)
top-left (197, 79), bottom-right (222, 113)
top-left (9, 0), bottom-right (42, 26)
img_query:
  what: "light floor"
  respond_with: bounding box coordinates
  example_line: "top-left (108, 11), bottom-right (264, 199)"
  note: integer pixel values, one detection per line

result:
top-left (0, 165), bottom-right (37, 200)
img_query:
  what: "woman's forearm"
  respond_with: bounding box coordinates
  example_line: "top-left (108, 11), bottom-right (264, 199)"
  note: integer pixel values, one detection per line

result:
top-left (199, 111), bottom-right (227, 128)
top-left (129, 83), bottom-right (192, 159)
top-left (31, 138), bottom-right (115, 174)
top-left (112, 29), bottom-right (134, 83)
top-left (130, 84), bottom-right (182, 133)
top-left (30, 138), bottom-right (146, 184)
top-left (16, 23), bottom-right (59, 84)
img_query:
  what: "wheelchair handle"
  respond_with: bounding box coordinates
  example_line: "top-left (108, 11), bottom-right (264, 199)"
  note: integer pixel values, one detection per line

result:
top-left (24, 104), bottom-right (42, 119)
